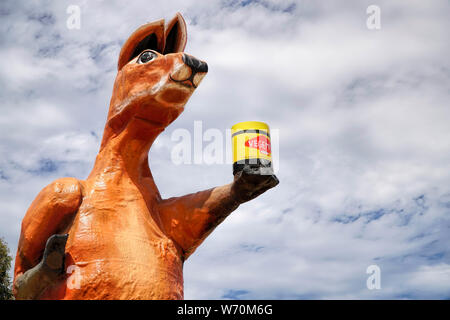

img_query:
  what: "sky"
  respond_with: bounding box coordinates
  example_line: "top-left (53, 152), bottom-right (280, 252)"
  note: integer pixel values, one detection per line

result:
top-left (0, 0), bottom-right (449, 299)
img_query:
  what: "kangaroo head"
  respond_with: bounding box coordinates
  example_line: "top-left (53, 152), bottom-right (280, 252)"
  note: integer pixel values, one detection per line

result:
top-left (102, 13), bottom-right (207, 145)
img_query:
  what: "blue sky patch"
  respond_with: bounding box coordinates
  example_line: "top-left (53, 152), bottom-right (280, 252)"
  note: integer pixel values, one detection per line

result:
top-left (222, 289), bottom-right (250, 300)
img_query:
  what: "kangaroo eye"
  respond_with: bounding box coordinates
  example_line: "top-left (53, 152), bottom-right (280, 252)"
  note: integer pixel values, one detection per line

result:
top-left (138, 51), bottom-right (156, 64)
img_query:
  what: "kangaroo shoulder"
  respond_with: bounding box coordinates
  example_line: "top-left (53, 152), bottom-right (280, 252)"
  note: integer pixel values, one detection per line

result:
top-left (40, 177), bottom-right (84, 209)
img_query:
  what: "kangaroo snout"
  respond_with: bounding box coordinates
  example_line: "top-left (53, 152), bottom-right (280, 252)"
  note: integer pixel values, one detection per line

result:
top-left (183, 54), bottom-right (208, 74)
top-left (170, 54), bottom-right (208, 88)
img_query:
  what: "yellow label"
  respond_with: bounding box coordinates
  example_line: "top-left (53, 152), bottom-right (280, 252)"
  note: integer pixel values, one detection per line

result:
top-left (231, 121), bottom-right (271, 163)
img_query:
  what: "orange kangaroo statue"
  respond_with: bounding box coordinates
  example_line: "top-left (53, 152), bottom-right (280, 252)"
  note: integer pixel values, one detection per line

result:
top-left (13, 13), bottom-right (279, 300)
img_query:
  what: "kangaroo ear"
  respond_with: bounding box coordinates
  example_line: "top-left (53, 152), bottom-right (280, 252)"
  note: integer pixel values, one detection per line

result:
top-left (117, 19), bottom-right (166, 71)
top-left (163, 12), bottom-right (187, 54)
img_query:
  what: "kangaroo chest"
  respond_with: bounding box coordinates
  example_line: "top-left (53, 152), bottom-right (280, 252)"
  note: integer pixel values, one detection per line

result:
top-left (62, 175), bottom-right (184, 299)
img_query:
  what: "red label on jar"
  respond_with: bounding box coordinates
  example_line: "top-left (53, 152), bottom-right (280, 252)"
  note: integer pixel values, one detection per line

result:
top-left (245, 135), bottom-right (271, 155)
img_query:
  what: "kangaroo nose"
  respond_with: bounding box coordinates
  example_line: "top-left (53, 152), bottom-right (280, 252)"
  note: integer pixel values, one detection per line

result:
top-left (182, 54), bottom-right (208, 74)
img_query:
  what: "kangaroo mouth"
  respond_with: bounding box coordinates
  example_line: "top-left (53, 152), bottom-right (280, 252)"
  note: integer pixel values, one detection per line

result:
top-left (170, 72), bottom-right (207, 88)
top-left (170, 74), bottom-right (196, 88)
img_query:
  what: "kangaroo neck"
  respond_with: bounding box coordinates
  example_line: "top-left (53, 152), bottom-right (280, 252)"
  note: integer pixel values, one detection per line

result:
top-left (88, 117), bottom-right (165, 182)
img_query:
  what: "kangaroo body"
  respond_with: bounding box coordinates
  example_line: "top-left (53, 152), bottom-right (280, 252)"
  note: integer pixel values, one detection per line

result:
top-left (45, 166), bottom-right (184, 299)
top-left (13, 13), bottom-right (278, 300)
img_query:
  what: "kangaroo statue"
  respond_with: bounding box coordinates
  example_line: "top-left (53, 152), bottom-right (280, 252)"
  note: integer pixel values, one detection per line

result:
top-left (13, 13), bottom-right (279, 300)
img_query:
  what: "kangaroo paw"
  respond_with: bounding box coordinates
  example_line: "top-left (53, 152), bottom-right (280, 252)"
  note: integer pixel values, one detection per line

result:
top-left (42, 234), bottom-right (68, 274)
top-left (14, 234), bottom-right (68, 299)
top-left (232, 166), bottom-right (279, 203)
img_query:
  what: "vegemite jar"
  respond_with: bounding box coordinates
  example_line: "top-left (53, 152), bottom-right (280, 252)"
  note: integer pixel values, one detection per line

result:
top-left (231, 121), bottom-right (273, 175)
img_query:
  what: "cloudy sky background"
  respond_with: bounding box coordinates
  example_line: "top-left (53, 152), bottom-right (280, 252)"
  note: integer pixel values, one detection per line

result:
top-left (0, 0), bottom-right (449, 299)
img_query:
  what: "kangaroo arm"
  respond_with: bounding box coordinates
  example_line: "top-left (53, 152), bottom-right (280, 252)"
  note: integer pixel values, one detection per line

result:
top-left (14, 177), bottom-right (82, 299)
top-left (158, 183), bottom-right (240, 259)
top-left (158, 167), bottom-right (279, 260)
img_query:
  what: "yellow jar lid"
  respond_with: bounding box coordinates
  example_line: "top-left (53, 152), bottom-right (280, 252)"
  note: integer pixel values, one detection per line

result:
top-left (231, 121), bottom-right (269, 132)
